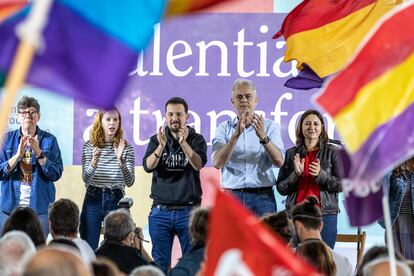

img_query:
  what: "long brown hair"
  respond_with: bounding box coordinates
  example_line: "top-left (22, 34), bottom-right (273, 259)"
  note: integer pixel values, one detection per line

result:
top-left (90, 109), bottom-right (123, 148)
top-left (295, 110), bottom-right (328, 146)
top-left (297, 239), bottom-right (336, 276)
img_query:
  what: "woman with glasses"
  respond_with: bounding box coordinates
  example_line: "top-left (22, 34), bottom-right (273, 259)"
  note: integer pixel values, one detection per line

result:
top-left (276, 109), bottom-right (342, 249)
top-left (79, 109), bottom-right (135, 250)
top-left (0, 96), bottom-right (63, 237)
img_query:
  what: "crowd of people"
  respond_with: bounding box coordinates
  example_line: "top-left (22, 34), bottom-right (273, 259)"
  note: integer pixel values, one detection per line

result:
top-left (0, 78), bottom-right (413, 275)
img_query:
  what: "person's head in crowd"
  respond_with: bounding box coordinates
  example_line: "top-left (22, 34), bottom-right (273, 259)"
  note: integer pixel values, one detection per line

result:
top-left (2, 207), bottom-right (45, 247)
top-left (0, 230), bottom-right (36, 276)
top-left (92, 257), bottom-right (121, 276)
top-left (291, 196), bottom-right (322, 241)
top-left (295, 109), bottom-right (328, 147)
top-left (130, 265), bottom-right (165, 276)
top-left (103, 208), bottom-right (135, 245)
top-left (296, 239), bottom-right (336, 276)
top-left (48, 198), bottom-right (79, 238)
top-left (361, 257), bottom-right (411, 276)
top-left (91, 108), bottom-right (124, 148)
top-left (355, 246), bottom-right (405, 276)
top-left (189, 207), bottom-right (210, 247)
top-left (261, 210), bottom-right (295, 246)
top-left (23, 247), bottom-right (92, 276)
top-left (48, 238), bottom-right (80, 253)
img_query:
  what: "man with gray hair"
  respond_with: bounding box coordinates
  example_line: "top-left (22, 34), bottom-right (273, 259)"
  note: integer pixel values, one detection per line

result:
top-left (0, 230), bottom-right (36, 276)
top-left (95, 209), bottom-right (153, 274)
top-left (212, 79), bottom-right (284, 216)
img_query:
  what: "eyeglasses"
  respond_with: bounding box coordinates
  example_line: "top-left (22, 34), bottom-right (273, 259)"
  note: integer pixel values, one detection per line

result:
top-left (234, 94), bottom-right (254, 101)
top-left (18, 110), bottom-right (38, 117)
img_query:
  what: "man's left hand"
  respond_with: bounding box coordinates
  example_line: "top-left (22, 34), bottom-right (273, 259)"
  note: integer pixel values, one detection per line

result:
top-left (178, 126), bottom-right (189, 144)
top-left (252, 114), bottom-right (266, 140)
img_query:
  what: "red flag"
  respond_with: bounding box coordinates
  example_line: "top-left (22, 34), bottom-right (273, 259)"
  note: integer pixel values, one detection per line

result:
top-left (204, 190), bottom-right (321, 276)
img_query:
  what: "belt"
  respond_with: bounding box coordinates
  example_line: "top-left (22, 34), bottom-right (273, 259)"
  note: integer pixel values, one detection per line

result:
top-left (227, 186), bottom-right (274, 193)
top-left (153, 204), bottom-right (200, 210)
top-left (87, 186), bottom-right (123, 193)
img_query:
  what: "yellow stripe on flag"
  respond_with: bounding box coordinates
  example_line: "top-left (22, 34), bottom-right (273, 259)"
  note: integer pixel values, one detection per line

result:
top-left (334, 51), bottom-right (414, 153)
top-left (284, 0), bottom-right (400, 78)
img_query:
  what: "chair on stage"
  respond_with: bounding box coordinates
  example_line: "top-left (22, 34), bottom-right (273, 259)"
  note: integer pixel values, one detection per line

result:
top-left (336, 230), bottom-right (367, 268)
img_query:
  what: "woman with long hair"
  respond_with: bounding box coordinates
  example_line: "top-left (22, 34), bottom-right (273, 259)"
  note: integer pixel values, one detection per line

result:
top-left (276, 110), bottom-right (342, 249)
top-left (79, 109), bottom-right (135, 250)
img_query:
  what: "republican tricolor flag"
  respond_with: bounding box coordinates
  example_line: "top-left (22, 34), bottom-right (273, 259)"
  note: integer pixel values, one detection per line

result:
top-left (204, 190), bottom-right (321, 276)
top-left (315, 2), bottom-right (414, 225)
top-left (274, 0), bottom-right (402, 90)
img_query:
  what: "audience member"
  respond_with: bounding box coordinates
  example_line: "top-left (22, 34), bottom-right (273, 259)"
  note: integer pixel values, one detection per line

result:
top-left (212, 78), bottom-right (284, 216)
top-left (48, 238), bottom-right (80, 252)
top-left (95, 209), bottom-right (152, 274)
top-left (355, 246), bottom-right (405, 276)
top-left (261, 210), bottom-right (295, 246)
top-left (23, 247), bottom-right (92, 276)
top-left (49, 198), bottom-right (96, 262)
top-left (362, 257), bottom-right (411, 276)
top-left (130, 265), bottom-right (165, 276)
top-left (1, 207), bottom-right (45, 247)
top-left (291, 196), bottom-right (353, 276)
top-left (296, 239), bottom-right (336, 276)
top-left (170, 207), bottom-right (210, 276)
top-left (0, 230), bottom-right (36, 276)
top-left (92, 257), bottom-right (121, 276)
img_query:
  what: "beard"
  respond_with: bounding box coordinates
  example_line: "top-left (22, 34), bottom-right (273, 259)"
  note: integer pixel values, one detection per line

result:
top-left (169, 122), bottom-right (181, 132)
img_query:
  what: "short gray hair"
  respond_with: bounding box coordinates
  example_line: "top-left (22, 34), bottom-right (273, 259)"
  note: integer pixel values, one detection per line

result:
top-left (231, 79), bottom-right (256, 94)
top-left (103, 209), bottom-right (134, 241)
top-left (0, 230), bottom-right (36, 275)
top-left (130, 265), bottom-right (165, 276)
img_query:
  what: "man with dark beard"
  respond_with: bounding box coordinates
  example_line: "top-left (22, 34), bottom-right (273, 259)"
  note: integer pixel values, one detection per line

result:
top-left (143, 97), bottom-right (207, 274)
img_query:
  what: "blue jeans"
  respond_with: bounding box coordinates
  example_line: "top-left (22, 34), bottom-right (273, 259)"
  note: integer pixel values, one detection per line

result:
top-left (321, 214), bottom-right (338, 249)
top-left (229, 189), bottom-right (277, 217)
top-left (79, 186), bottom-right (124, 250)
top-left (0, 209), bottom-right (49, 239)
top-left (148, 206), bottom-right (193, 274)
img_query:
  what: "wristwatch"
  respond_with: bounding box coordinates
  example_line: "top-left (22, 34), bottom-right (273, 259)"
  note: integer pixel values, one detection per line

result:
top-left (259, 136), bottom-right (270, 145)
top-left (36, 152), bottom-right (45, 160)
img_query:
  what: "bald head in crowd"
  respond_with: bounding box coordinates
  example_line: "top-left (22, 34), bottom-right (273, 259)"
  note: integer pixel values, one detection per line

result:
top-left (0, 230), bottom-right (36, 276)
top-left (23, 247), bottom-right (92, 276)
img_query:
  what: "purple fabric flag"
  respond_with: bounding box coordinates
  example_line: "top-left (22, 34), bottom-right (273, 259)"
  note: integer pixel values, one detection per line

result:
top-left (284, 64), bottom-right (325, 90)
top-left (0, 1), bottom-right (165, 108)
top-left (339, 149), bottom-right (384, 226)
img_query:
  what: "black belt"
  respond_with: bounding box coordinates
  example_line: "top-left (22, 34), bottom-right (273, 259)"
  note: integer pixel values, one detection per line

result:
top-left (153, 203), bottom-right (200, 210)
top-left (227, 186), bottom-right (274, 193)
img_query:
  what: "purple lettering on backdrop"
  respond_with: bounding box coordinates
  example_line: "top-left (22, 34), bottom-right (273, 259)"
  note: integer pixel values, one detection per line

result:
top-left (73, 13), bottom-right (330, 166)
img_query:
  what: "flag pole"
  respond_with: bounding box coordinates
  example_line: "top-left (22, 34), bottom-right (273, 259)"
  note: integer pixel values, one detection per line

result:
top-left (382, 195), bottom-right (397, 276)
top-left (0, 0), bottom-right (53, 142)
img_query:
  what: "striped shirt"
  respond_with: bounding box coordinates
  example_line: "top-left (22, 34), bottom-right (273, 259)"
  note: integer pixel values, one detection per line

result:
top-left (82, 141), bottom-right (135, 189)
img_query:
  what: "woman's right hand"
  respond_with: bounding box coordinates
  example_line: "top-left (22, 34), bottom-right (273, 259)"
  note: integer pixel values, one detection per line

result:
top-left (294, 153), bottom-right (304, 176)
top-left (91, 147), bottom-right (101, 168)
